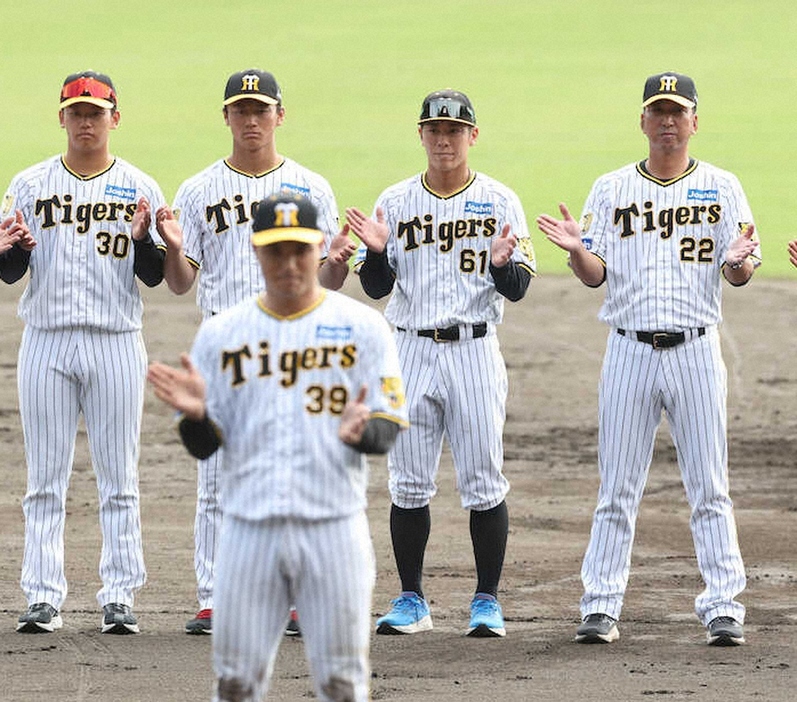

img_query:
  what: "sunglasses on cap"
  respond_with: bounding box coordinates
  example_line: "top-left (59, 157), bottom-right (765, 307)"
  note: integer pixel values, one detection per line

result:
top-left (419, 97), bottom-right (476, 125)
top-left (60, 76), bottom-right (117, 106)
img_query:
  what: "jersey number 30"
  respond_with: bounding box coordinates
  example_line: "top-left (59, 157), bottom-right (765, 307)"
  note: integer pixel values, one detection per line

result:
top-left (96, 231), bottom-right (131, 258)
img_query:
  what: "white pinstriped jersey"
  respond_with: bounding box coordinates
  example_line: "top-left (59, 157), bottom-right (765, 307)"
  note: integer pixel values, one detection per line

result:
top-left (1, 155), bottom-right (166, 331)
top-left (580, 159), bottom-right (762, 330)
top-left (354, 172), bottom-right (536, 329)
top-left (174, 157), bottom-right (339, 316)
top-left (190, 290), bottom-right (408, 522)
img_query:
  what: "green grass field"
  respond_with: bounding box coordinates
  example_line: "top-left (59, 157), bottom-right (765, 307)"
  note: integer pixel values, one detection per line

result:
top-left (1, 0), bottom-right (794, 275)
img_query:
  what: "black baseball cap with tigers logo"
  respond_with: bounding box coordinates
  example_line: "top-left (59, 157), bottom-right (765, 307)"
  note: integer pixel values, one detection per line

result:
top-left (224, 69), bottom-right (282, 106)
top-left (642, 72), bottom-right (698, 110)
top-left (418, 89), bottom-right (476, 126)
top-left (251, 193), bottom-right (324, 247)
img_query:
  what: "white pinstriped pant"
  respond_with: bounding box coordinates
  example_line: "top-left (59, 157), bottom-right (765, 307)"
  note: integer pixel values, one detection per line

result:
top-left (194, 450), bottom-right (222, 610)
top-left (212, 511), bottom-right (375, 702)
top-left (580, 327), bottom-right (746, 624)
top-left (17, 326), bottom-right (147, 609)
top-left (388, 331), bottom-right (510, 512)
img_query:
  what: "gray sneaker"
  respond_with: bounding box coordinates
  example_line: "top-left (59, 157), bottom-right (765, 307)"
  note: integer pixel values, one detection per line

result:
top-left (706, 616), bottom-right (744, 646)
top-left (16, 603), bottom-right (63, 633)
top-left (575, 613), bottom-right (619, 643)
top-left (185, 608), bottom-right (212, 635)
top-left (284, 607), bottom-right (301, 637)
top-left (101, 603), bottom-right (140, 635)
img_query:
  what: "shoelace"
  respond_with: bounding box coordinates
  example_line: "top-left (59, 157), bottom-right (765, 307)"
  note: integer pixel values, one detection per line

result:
top-left (393, 596), bottom-right (421, 613)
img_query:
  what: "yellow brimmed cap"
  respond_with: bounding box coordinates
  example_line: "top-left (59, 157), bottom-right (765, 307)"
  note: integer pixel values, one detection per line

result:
top-left (251, 192), bottom-right (324, 247)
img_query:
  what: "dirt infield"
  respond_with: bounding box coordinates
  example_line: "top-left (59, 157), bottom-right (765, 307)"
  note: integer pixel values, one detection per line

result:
top-left (0, 274), bottom-right (795, 701)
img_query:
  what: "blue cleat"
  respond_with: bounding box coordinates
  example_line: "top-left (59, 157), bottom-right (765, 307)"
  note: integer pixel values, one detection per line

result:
top-left (376, 592), bottom-right (433, 635)
top-left (467, 594), bottom-right (506, 637)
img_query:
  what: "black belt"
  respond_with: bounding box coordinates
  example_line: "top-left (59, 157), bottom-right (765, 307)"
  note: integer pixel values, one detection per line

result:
top-left (617, 327), bottom-right (705, 350)
top-left (397, 322), bottom-right (488, 342)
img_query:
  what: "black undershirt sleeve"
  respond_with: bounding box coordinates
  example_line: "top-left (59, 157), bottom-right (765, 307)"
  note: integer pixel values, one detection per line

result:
top-left (178, 414), bottom-right (223, 459)
top-left (358, 248), bottom-right (395, 299)
top-left (349, 417), bottom-right (401, 455)
top-left (489, 260), bottom-right (531, 302)
top-left (133, 234), bottom-right (166, 287)
top-left (0, 245), bottom-right (31, 284)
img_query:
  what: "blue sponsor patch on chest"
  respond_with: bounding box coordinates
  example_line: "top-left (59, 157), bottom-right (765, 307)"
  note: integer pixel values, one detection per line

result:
top-left (464, 200), bottom-right (493, 216)
top-left (281, 182), bottom-right (311, 196)
top-left (316, 324), bottom-right (353, 341)
top-left (105, 184), bottom-right (137, 201)
top-left (687, 188), bottom-right (718, 202)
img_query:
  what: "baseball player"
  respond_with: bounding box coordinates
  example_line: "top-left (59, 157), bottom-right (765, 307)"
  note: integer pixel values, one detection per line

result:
top-left (0, 70), bottom-right (170, 634)
top-left (537, 72), bottom-right (760, 646)
top-left (347, 89), bottom-right (536, 638)
top-left (788, 240), bottom-right (797, 267)
top-left (154, 68), bottom-right (356, 636)
top-left (148, 192), bottom-right (407, 702)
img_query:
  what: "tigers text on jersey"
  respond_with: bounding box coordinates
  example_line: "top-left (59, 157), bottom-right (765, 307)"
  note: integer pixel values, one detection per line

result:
top-left (579, 159), bottom-right (762, 330)
top-left (190, 290), bottom-right (408, 522)
top-left (174, 157), bottom-right (339, 315)
top-left (354, 171), bottom-right (536, 329)
top-left (1, 155), bottom-right (166, 331)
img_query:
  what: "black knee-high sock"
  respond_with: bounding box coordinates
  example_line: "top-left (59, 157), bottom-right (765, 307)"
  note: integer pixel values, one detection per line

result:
top-left (390, 504), bottom-right (431, 599)
top-left (470, 500), bottom-right (509, 598)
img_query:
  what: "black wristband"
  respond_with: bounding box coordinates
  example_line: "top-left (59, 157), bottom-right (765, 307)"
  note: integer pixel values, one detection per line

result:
top-left (133, 234), bottom-right (165, 287)
top-left (178, 414), bottom-right (222, 459)
top-left (349, 416), bottom-right (401, 454)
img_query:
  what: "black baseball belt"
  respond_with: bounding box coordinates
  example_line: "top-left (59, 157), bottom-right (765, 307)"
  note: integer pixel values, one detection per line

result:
top-left (396, 322), bottom-right (488, 342)
top-left (617, 327), bottom-right (706, 350)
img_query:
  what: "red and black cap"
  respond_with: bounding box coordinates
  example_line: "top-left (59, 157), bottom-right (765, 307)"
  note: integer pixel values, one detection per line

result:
top-left (60, 71), bottom-right (117, 110)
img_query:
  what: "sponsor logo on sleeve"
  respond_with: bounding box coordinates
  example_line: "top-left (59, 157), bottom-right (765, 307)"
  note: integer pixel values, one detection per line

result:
top-left (1, 193), bottom-right (14, 216)
top-left (381, 376), bottom-right (406, 410)
top-left (738, 221), bottom-right (757, 241)
top-left (518, 236), bottom-right (536, 261)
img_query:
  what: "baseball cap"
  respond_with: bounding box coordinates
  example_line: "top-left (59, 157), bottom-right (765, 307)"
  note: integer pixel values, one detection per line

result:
top-left (251, 192), bottom-right (324, 247)
top-left (418, 89), bottom-right (476, 126)
top-left (224, 69), bottom-right (282, 106)
top-left (642, 72), bottom-right (698, 110)
top-left (60, 71), bottom-right (117, 110)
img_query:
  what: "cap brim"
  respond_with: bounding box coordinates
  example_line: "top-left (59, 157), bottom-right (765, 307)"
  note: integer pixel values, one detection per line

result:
top-left (418, 116), bottom-right (475, 126)
top-left (251, 228), bottom-right (324, 247)
top-left (224, 93), bottom-right (280, 106)
top-left (642, 94), bottom-right (695, 109)
top-left (60, 96), bottom-right (115, 110)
